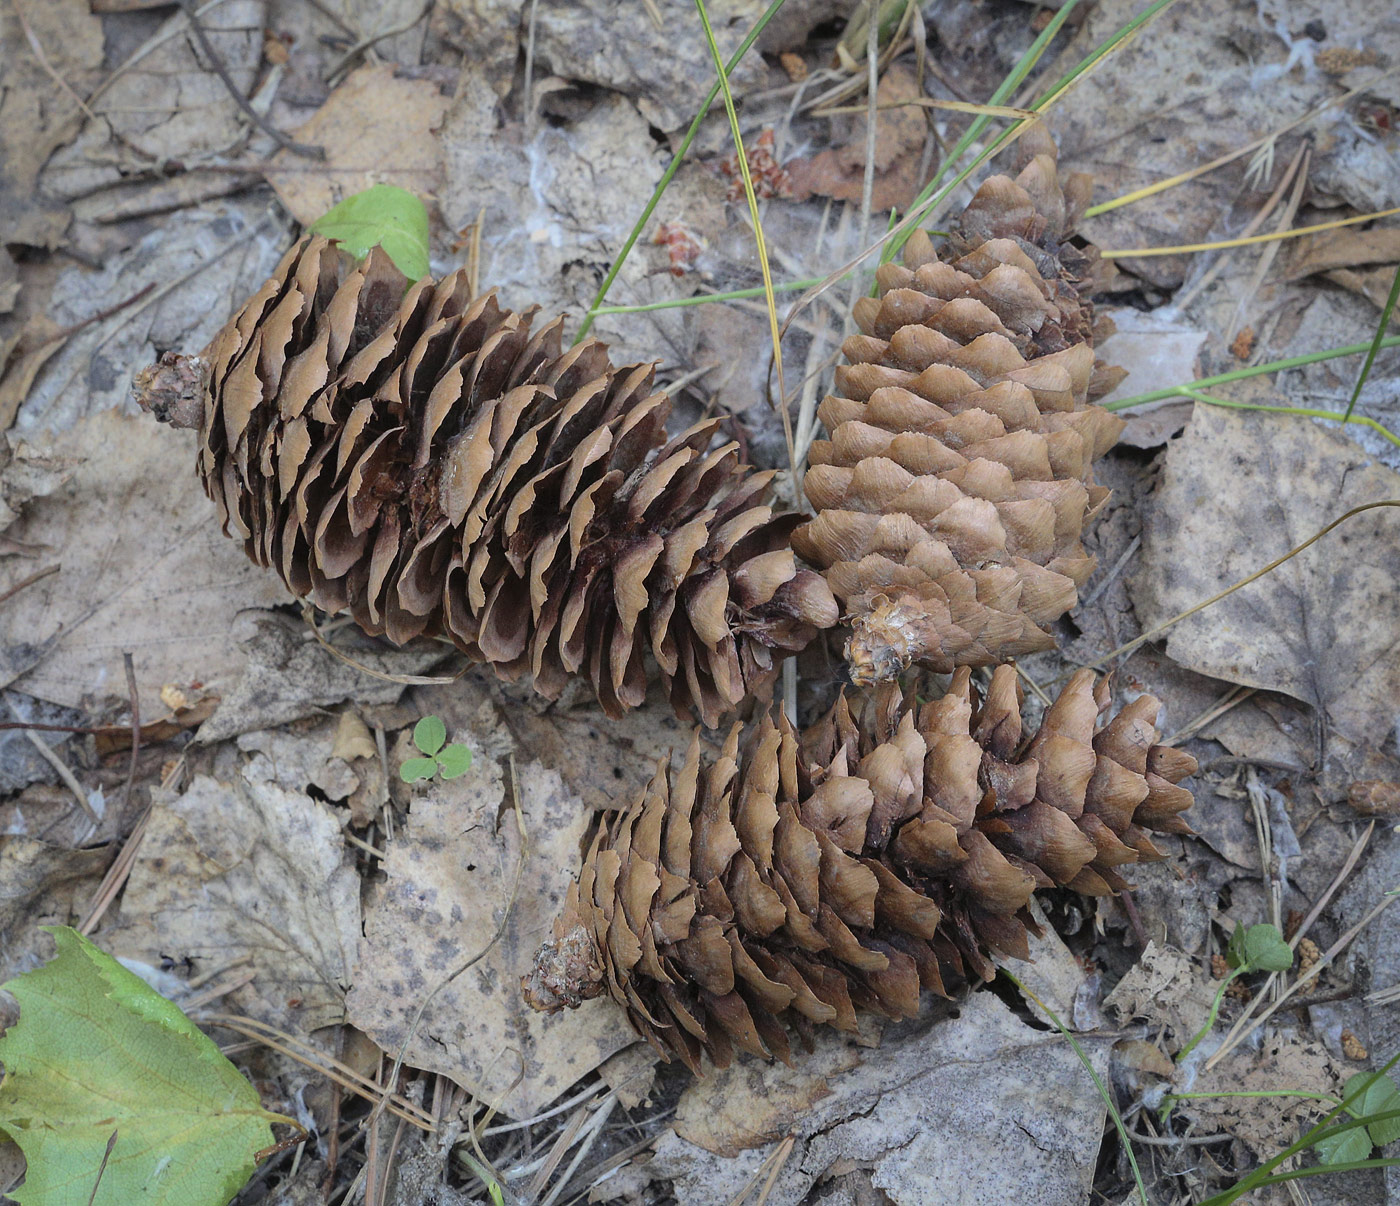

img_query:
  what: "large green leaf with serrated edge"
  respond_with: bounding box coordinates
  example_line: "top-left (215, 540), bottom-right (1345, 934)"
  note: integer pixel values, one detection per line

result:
top-left (309, 184), bottom-right (429, 281)
top-left (0, 927), bottom-right (290, 1205)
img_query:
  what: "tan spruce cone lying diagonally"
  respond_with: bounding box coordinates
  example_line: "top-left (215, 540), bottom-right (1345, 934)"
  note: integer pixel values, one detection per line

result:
top-left (793, 122), bottom-right (1128, 685)
top-left (134, 239), bottom-right (837, 724)
top-left (525, 665), bottom-right (1195, 1072)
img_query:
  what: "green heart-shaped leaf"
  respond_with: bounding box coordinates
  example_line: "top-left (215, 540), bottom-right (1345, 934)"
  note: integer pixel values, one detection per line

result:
top-left (309, 185), bottom-right (430, 281)
top-left (1241, 923), bottom-right (1293, 972)
top-left (1343, 1072), bottom-right (1400, 1147)
top-left (0, 928), bottom-right (289, 1205)
top-left (1315, 1121), bottom-right (1373, 1165)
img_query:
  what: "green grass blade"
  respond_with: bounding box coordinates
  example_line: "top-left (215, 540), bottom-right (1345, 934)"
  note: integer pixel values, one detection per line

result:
top-left (1181, 389), bottom-right (1400, 449)
top-left (694, 0), bottom-right (796, 491)
top-left (1002, 970), bottom-right (1148, 1206)
top-left (574, 0), bottom-right (790, 344)
top-left (1344, 261), bottom-right (1400, 420)
top-left (1104, 334), bottom-right (1400, 411)
top-left (590, 276), bottom-right (831, 315)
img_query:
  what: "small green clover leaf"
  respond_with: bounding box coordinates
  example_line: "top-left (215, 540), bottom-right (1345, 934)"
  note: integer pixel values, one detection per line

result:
top-left (413, 715), bottom-right (446, 758)
top-left (435, 744), bottom-right (473, 779)
top-left (399, 757), bottom-right (440, 783)
top-left (400, 716), bottom-right (473, 783)
top-left (1309, 1071), bottom-right (1400, 1165)
top-left (309, 184), bottom-right (430, 282)
top-left (1227, 923), bottom-right (1293, 973)
top-left (1315, 1121), bottom-right (1373, 1165)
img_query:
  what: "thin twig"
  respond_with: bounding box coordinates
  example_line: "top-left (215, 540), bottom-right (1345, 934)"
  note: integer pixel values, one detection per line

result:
top-left (178, 0), bottom-right (324, 158)
top-left (326, 0), bottom-right (433, 85)
top-left (79, 807), bottom-right (152, 934)
top-left (122, 652), bottom-right (140, 809)
top-left (0, 564), bottom-right (60, 605)
top-left (25, 730), bottom-right (100, 825)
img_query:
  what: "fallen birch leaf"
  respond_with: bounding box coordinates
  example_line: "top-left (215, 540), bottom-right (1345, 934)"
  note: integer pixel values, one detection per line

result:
top-left (110, 769), bottom-right (361, 1034)
top-left (345, 711), bottom-right (634, 1117)
top-left (0, 409), bottom-right (287, 720)
top-left (1132, 405), bottom-right (1400, 747)
top-left (265, 64), bottom-right (449, 225)
top-left (0, 924), bottom-right (284, 1204)
top-left (0, 927), bottom-right (286, 1206)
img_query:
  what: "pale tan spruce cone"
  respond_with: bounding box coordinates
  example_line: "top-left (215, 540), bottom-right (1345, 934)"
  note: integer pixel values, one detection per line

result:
top-left (791, 122), bottom-right (1128, 686)
top-left (133, 238), bottom-right (837, 725)
top-left (524, 665), bottom-right (1195, 1072)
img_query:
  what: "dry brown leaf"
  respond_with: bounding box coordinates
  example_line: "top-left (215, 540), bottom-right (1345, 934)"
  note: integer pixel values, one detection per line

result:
top-left (265, 63), bottom-right (450, 225)
top-left (1287, 227), bottom-right (1400, 310)
top-left (0, 837), bottom-right (110, 982)
top-left (1289, 227), bottom-right (1400, 280)
top-left (787, 63), bottom-right (927, 211)
top-left (195, 616), bottom-right (450, 745)
top-left (417, 670), bottom-right (693, 817)
top-left (1179, 1032), bottom-right (1343, 1158)
top-left (110, 768), bottom-right (361, 1033)
top-left (0, 0), bottom-right (104, 248)
top-left (0, 408), bottom-right (288, 718)
top-left (655, 993), bottom-right (1111, 1205)
top-left (42, 0), bottom-right (265, 209)
top-left (330, 710), bottom-right (378, 763)
top-left (345, 713), bottom-right (635, 1117)
top-left (1325, 264), bottom-right (1400, 310)
top-left (1132, 405), bottom-right (1400, 747)
top-left (1102, 941), bottom-right (1217, 1051)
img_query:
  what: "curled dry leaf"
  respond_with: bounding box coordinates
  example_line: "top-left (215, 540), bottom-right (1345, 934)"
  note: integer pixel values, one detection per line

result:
top-left (1102, 941), bottom-right (1217, 1052)
top-left (109, 768), bottom-right (361, 1034)
top-left (653, 993), bottom-right (1112, 1205)
top-left (345, 723), bottom-right (635, 1117)
top-left (195, 616), bottom-right (448, 745)
top-left (1132, 405), bottom-right (1400, 748)
top-left (786, 63), bottom-right (928, 211)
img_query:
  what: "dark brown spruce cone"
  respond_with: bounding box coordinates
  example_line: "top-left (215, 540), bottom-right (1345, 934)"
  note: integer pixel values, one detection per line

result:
top-left (525, 666), bottom-right (1195, 1072)
top-left (792, 122), bottom-right (1127, 685)
top-left (133, 239), bottom-right (837, 724)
